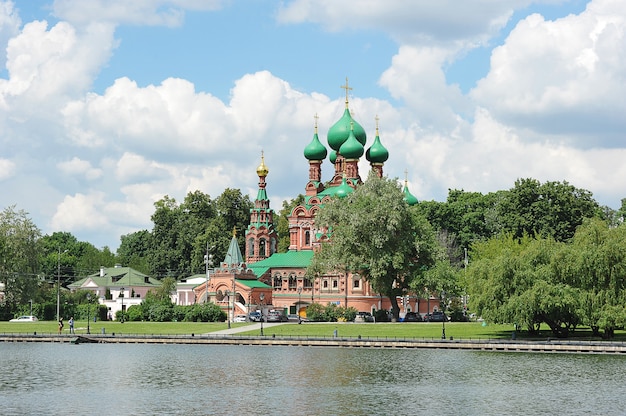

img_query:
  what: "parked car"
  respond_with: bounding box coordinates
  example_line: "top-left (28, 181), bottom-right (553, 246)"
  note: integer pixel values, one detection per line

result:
top-left (266, 310), bottom-right (288, 322)
top-left (427, 311), bottom-right (448, 322)
top-left (9, 315), bottom-right (38, 322)
top-left (402, 312), bottom-right (422, 322)
top-left (248, 311), bottom-right (262, 322)
top-left (234, 314), bottom-right (247, 323)
top-left (354, 311), bottom-right (375, 322)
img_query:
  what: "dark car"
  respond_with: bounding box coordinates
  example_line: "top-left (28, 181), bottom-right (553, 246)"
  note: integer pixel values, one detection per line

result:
top-left (402, 312), bottom-right (422, 322)
top-left (266, 310), bottom-right (288, 322)
top-left (248, 311), bottom-right (262, 322)
top-left (427, 311), bottom-right (448, 322)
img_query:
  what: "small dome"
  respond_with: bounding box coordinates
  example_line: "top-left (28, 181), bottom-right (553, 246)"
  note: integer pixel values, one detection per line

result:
top-left (327, 108), bottom-right (366, 151)
top-left (366, 134), bottom-right (389, 163)
top-left (403, 181), bottom-right (418, 206)
top-left (256, 153), bottom-right (269, 177)
top-left (336, 175), bottom-right (354, 199)
top-left (329, 150), bottom-right (337, 164)
top-left (304, 131), bottom-right (327, 161)
top-left (339, 129), bottom-right (364, 159)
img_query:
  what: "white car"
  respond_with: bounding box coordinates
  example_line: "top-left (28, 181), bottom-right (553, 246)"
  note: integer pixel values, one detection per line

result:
top-left (9, 315), bottom-right (38, 322)
top-left (234, 314), bottom-right (247, 323)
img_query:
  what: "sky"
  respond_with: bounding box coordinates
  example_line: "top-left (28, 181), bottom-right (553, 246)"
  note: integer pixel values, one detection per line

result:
top-left (0, 0), bottom-right (624, 252)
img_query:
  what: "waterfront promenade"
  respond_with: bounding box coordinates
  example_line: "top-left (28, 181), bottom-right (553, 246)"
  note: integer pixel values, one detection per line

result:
top-left (2, 322), bottom-right (626, 354)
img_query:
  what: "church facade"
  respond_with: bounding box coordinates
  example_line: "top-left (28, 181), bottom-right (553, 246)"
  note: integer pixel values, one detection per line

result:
top-left (192, 82), bottom-right (438, 320)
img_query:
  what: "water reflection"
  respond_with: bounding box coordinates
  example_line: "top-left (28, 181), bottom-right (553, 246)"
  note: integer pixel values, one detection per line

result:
top-left (1, 343), bottom-right (624, 415)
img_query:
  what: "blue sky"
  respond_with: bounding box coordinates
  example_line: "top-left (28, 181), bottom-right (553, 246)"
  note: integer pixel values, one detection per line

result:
top-left (1, 0), bottom-right (625, 251)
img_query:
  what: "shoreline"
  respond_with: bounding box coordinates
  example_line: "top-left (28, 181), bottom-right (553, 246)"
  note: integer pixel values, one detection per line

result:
top-left (2, 333), bottom-right (626, 354)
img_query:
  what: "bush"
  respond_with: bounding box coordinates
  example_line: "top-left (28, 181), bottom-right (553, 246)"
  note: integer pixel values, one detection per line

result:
top-left (183, 303), bottom-right (226, 322)
top-left (126, 305), bottom-right (143, 322)
top-left (305, 303), bottom-right (357, 322)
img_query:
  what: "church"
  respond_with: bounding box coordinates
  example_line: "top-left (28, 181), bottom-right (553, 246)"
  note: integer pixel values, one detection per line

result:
top-left (190, 81), bottom-right (436, 321)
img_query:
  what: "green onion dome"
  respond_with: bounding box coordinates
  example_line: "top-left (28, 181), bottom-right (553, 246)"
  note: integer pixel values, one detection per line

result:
top-left (329, 150), bottom-right (337, 164)
top-left (339, 129), bottom-right (364, 159)
top-left (336, 175), bottom-right (354, 199)
top-left (327, 108), bottom-right (367, 151)
top-left (365, 133), bottom-right (389, 164)
top-left (304, 131), bottom-right (328, 161)
top-left (403, 180), bottom-right (418, 206)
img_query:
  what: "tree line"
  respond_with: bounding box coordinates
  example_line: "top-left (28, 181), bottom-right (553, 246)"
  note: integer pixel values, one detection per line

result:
top-left (1, 177), bottom-right (625, 335)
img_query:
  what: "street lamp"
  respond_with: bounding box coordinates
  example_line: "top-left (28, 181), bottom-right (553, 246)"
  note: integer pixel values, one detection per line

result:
top-left (297, 286), bottom-right (302, 323)
top-left (86, 293), bottom-right (91, 334)
top-left (119, 287), bottom-right (125, 323)
top-left (441, 291), bottom-right (446, 340)
top-left (259, 292), bottom-right (265, 336)
top-left (56, 248), bottom-right (68, 323)
top-left (226, 290), bottom-right (231, 329)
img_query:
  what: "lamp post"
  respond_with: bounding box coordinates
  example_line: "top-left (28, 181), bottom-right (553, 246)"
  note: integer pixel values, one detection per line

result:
top-left (86, 294), bottom-right (91, 334)
top-left (56, 247), bottom-right (64, 323)
top-left (120, 287), bottom-right (125, 323)
top-left (226, 290), bottom-right (231, 329)
top-left (29, 299), bottom-right (33, 317)
top-left (259, 292), bottom-right (265, 336)
top-left (204, 246), bottom-right (213, 303)
top-left (441, 291), bottom-right (446, 340)
top-left (297, 286), bottom-right (302, 323)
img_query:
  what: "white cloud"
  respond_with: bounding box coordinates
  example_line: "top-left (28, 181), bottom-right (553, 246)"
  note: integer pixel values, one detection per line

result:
top-left (57, 157), bottom-right (102, 180)
top-left (276, 0), bottom-right (531, 46)
top-left (51, 192), bottom-right (108, 231)
top-left (52, 0), bottom-right (224, 27)
top-left (471, 0), bottom-right (626, 145)
top-left (0, 158), bottom-right (15, 180)
top-left (0, 1), bottom-right (21, 70)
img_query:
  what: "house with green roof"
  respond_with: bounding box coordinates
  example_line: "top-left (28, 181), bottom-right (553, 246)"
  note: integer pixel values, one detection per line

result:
top-left (69, 265), bottom-right (161, 320)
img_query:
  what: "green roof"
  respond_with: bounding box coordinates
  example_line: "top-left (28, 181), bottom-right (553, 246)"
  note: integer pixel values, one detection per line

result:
top-left (69, 266), bottom-right (160, 289)
top-left (237, 279), bottom-right (272, 289)
top-left (247, 250), bottom-right (314, 277)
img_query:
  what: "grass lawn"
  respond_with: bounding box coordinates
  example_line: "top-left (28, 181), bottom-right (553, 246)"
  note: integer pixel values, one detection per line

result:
top-left (1, 320), bottom-right (624, 341)
top-left (0, 320), bottom-right (243, 335)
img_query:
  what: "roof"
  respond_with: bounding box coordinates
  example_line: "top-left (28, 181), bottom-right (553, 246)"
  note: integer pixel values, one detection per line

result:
top-left (68, 266), bottom-right (161, 289)
top-left (237, 279), bottom-right (272, 289)
top-left (247, 250), bottom-right (314, 277)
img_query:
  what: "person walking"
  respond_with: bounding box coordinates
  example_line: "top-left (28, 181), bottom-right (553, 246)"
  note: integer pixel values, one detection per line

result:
top-left (68, 317), bottom-right (75, 334)
top-left (58, 318), bottom-right (64, 334)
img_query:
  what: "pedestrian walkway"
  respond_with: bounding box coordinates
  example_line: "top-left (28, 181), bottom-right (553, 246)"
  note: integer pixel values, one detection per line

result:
top-left (207, 322), bottom-right (287, 335)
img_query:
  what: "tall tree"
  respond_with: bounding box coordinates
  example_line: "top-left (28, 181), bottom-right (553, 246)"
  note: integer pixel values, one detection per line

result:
top-left (496, 178), bottom-right (601, 242)
top-left (117, 230), bottom-right (152, 274)
top-left (0, 206), bottom-right (41, 317)
top-left (310, 173), bottom-right (439, 320)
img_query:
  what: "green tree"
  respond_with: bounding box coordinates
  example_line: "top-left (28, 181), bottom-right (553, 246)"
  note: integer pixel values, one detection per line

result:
top-left (310, 173), bottom-right (438, 320)
top-left (496, 178), bottom-right (601, 242)
top-left (117, 230), bottom-right (152, 274)
top-left (0, 206), bottom-right (41, 318)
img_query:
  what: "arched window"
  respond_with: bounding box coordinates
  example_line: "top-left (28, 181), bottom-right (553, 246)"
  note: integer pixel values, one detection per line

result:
top-left (259, 239), bottom-right (267, 258)
top-left (304, 230), bottom-right (310, 245)
top-left (288, 275), bottom-right (297, 289)
top-left (273, 275), bottom-right (282, 289)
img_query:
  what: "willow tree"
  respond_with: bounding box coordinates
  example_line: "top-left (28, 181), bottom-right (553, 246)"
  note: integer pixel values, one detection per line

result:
top-left (309, 173), bottom-right (438, 320)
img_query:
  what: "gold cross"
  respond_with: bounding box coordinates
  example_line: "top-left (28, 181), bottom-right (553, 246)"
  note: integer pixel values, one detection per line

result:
top-left (340, 77), bottom-right (352, 107)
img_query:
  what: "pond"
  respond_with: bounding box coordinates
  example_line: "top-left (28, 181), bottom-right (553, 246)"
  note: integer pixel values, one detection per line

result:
top-left (1, 343), bottom-right (624, 415)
